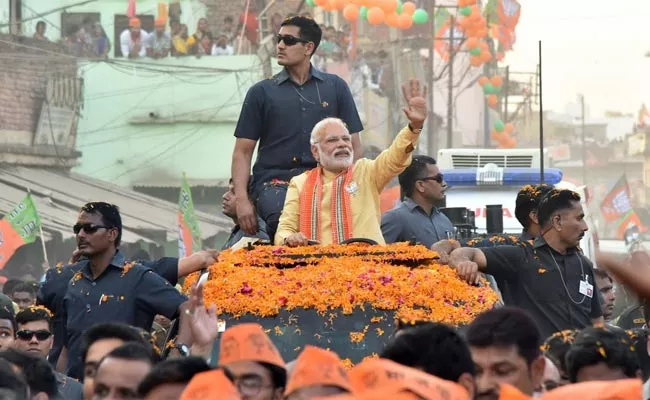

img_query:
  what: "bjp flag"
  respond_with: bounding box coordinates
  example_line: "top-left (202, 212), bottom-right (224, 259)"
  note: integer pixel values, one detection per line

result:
top-left (0, 194), bottom-right (41, 270)
top-left (178, 173), bottom-right (202, 257)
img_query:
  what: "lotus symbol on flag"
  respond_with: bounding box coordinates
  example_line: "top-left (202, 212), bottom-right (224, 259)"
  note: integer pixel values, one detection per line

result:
top-left (502, 0), bottom-right (520, 17)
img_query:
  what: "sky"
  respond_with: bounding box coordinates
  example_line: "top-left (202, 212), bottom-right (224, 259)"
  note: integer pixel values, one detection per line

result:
top-left (506, 0), bottom-right (650, 118)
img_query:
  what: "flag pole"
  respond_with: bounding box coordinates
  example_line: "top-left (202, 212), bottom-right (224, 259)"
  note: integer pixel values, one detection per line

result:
top-left (27, 188), bottom-right (50, 267)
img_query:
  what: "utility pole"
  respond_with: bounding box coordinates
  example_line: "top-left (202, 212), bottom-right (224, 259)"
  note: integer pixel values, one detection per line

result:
top-left (10, 0), bottom-right (18, 35)
top-left (580, 94), bottom-right (587, 185)
top-left (426, 0), bottom-right (436, 157)
top-left (446, 15), bottom-right (455, 148)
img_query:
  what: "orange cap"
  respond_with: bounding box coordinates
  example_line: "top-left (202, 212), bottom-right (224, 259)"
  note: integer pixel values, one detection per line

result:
top-left (319, 386), bottom-right (423, 400)
top-left (129, 18), bottom-right (141, 27)
top-left (285, 346), bottom-right (352, 396)
top-left (218, 323), bottom-right (285, 369)
top-left (540, 379), bottom-right (642, 399)
top-left (349, 359), bottom-right (469, 400)
top-left (154, 17), bottom-right (166, 26)
top-left (180, 369), bottom-right (241, 400)
top-left (498, 385), bottom-right (532, 400)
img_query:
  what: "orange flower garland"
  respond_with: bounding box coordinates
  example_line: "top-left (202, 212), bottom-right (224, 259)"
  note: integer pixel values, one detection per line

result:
top-left (183, 243), bottom-right (498, 325)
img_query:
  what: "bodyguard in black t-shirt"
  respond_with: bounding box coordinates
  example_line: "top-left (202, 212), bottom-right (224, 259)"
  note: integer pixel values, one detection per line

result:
top-left (449, 189), bottom-right (603, 338)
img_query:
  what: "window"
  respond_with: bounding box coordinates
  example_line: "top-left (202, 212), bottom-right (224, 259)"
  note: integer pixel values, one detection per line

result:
top-left (61, 12), bottom-right (100, 38)
top-left (113, 14), bottom-right (154, 57)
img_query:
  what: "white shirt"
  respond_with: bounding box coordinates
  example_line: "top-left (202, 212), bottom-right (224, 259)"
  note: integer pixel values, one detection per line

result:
top-left (120, 28), bottom-right (149, 57)
top-left (211, 44), bottom-right (234, 56)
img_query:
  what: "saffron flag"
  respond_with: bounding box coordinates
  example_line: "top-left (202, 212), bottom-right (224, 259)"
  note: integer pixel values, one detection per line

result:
top-left (600, 175), bottom-right (633, 223)
top-left (178, 173), bottom-right (202, 257)
top-left (127, 0), bottom-right (136, 18)
top-left (497, 0), bottom-right (521, 31)
top-left (0, 194), bottom-right (41, 270)
top-left (616, 210), bottom-right (645, 240)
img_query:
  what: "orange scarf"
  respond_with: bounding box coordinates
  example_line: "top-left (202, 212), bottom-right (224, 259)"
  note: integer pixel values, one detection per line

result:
top-left (299, 167), bottom-right (354, 244)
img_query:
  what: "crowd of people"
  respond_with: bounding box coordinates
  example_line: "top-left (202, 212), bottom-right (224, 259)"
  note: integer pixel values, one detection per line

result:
top-left (2, 13), bottom-right (648, 400)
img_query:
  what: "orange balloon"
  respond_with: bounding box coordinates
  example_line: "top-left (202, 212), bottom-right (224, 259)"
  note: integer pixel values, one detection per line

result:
top-left (487, 94), bottom-right (498, 107)
top-left (477, 28), bottom-right (488, 38)
top-left (470, 5), bottom-right (480, 15)
top-left (496, 51), bottom-right (505, 61)
top-left (397, 13), bottom-right (413, 29)
top-left (470, 56), bottom-right (482, 67)
top-left (343, 4), bottom-right (360, 20)
top-left (380, 0), bottom-right (398, 14)
top-left (367, 7), bottom-right (385, 24)
top-left (490, 75), bottom-right (503, 87)
top-left (504, 122), bottom-right (514, 133)
top-left (314, 0), bottom-right (328, 6)
top-left (479, 40), bottom-right (489, 50)
top-left (478, 76), bottom-right (489, 86)
top-left (480, 50), bottom-right (492, 62)
top-left (321, 0), bottom-right (334, 10)
top-left (401, 1), bottom-right (416, 15)
top-left (385, 12), bottom-right (399, 27)
top-left (466, 37), bottom-right (479, 49)
top-left (332, 0), bottom-right (347, 10)
top-left (490, 130), bottom-right (500, 141)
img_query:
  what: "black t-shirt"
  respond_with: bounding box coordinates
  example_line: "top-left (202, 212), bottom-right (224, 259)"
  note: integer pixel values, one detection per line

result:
top-left (481, 237), bottom-right (602, 338)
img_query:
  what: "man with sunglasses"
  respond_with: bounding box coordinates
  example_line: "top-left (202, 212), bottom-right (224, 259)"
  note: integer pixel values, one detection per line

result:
top-left (58, 202), bottom-right (191, 381)
top-left (232, 15), bottom-right (363, 243)
top-left (381, 155), bottom-right (454, 248)
top-left (14, 305), bottom-right (83, 399)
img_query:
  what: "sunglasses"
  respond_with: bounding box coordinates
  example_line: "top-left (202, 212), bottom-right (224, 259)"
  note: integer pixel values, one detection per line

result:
top-left (16, 329), bottom-right (52, 341)
top-left (418, 174), bottom-right (444, 184)
top-left (276, 34), bottom-right (309, 46)
top-left (73, 223), bottom-right (110, 235)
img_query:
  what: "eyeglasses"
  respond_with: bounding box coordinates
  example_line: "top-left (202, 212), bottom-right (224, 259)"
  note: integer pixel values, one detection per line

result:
top-left (233, 375), bottom-right (274, 396)
top-left (73, 223), bottom-right (110, 235)
top-left (16, 329), bottom-right (52, 341)
top-left (276, 34), bottom-right (309, 46)
top-left (418, 174), bottom-right (444, 184)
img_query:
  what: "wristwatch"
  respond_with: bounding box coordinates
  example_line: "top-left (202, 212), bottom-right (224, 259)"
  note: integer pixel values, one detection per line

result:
top-left (175, 341), bottom-right (190, 357)
top-left (408, 124), bottom-right (423, 134)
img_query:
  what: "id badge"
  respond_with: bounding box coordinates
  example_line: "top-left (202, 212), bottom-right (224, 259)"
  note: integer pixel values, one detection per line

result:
top-left (579, 280), bottom-right (594, 298)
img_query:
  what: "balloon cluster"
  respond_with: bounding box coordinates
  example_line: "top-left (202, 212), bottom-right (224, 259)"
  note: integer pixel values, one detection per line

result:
top-left (305, 0), bottom-right (429, 29)
top-left (479, 75), bottom-right (515, 148)
top-left (457, 0), bottom-right (491, 67)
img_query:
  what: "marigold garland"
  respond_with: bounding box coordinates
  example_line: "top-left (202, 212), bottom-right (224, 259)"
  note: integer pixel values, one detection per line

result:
top-left (183, 243), bottom-right (498, 326)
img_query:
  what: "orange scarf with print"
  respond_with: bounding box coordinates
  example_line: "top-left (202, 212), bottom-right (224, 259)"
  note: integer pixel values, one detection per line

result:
top-left (299, 167), bottom-right (354, 244)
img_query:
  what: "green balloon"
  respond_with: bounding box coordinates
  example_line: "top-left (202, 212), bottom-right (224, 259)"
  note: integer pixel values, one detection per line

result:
top-left (494, 120), bottom-right (505, 132)
top-left (360, 6), bottom-right (368, 20)
top-left (469, 47), bottom-right (481, 56)
top-left (460, 6), bottom-right (472, 16)
top-left (483, 82), bottom-right (495, 94)
top-left (305, 0), bottom-right (316, 6)
top-left (396, 0), bottom-right (403, 14)
top-left (412, 9), bottom-right (428, 24)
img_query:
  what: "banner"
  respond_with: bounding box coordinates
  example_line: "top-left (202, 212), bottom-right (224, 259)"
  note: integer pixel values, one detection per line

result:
top-left (0, 194), bottom-right (41, 270)
top-left (178, 173), bottom-right (202, 257)
top-left (600, 175), bottom-right (632, 223)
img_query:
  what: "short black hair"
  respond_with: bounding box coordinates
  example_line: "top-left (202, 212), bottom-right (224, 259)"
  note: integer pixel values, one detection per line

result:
top-left (515, 184), bottom-right (554, 230)
top-left (537, 189), bottom-right (582, 228)
top-left (466, 307), bottom-right (542, 365)
top-left (0, 306), bottom-right (16, 333)
top-left (0, 348), bottom-right (57, 397)
top-left (138, 357), bottom-right (210, 396)
top-left (81, 322), bottom-right (148, 365)
top-left (15, 306), bottom-right (53, 331)
top-left (80, 202), bottom-right (123, 247)
top-left (0, 358), bottom-right (29, 399)
top-left (260, 362), bottom-right (287, 389)
top-left (100, 342), bottom-right (160, 368)
top-left (36, 20), bottom-right (46, 29)
top-left (280, 16), bottom-right (321, 56)
top-left (593, 268), bottom-right (612, 284)
top-left (541, 329), bottom-right (578, 379)
top-left (565, 326), bottom-right (639, 383)
top-left (381, 323), bottom-right (475, 382)
top-left (10, 282), bottom-right (35, 297)
top-left (2, 279), bottom-right (23, 296)
top-left (398, 155), bottom-right (438, 198)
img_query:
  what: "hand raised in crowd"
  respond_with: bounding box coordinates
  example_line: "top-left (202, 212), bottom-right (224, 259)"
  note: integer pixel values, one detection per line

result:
top-left (236, 197), bottom-right (258, 235)
top-left (188, 283), bottom-right (219, 350)
top-left (401, 78), bottom-right (427, 129)
top-left (284, 232), bottom-right (309, 247)
top-left (194, 249), bottom-right (219, 268)
top-left (431, 239), bottom-right (461, 265)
